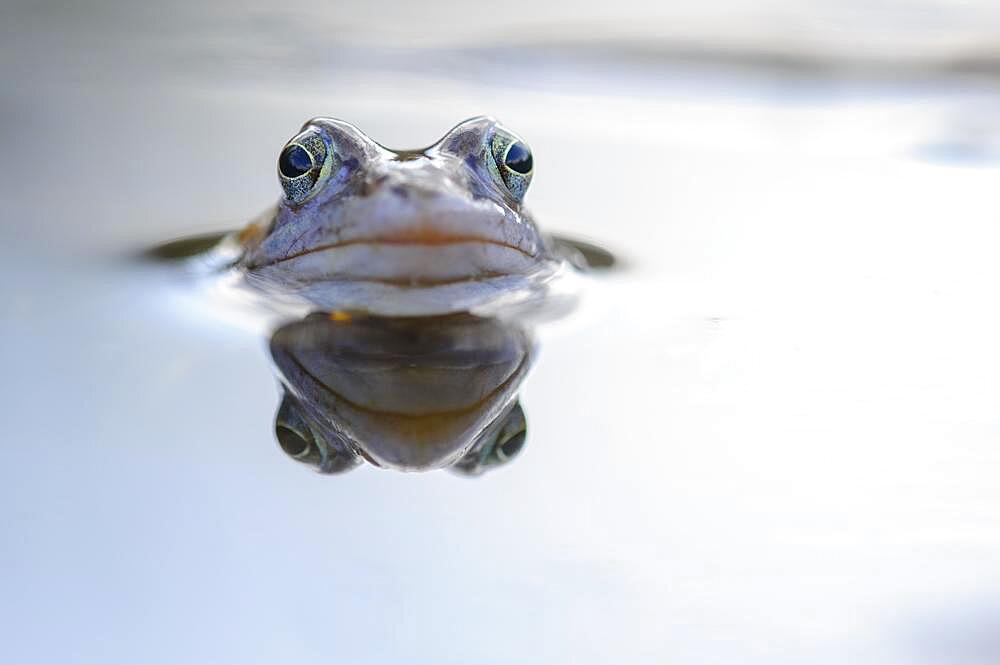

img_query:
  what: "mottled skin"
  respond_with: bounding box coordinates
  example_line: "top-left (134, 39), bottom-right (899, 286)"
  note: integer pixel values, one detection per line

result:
top-left (237, 116), bottom-right (559, 315)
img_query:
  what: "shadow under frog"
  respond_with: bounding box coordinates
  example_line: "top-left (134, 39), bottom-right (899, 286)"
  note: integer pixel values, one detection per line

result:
top-left (269, 312), bottom-right (533, 475)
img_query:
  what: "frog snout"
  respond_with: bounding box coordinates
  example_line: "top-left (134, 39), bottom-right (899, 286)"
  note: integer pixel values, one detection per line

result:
top-left (362, 180), bottom-right (442, 201)
top-left (360, 166), bottom-right (460, 202)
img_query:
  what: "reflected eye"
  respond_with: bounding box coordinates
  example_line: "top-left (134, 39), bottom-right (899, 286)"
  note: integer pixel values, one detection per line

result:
top-left (278, 129), bottom-right (339, 205)
top-left (275, 394), bottom-right (324, 469)
top-left (488, 126), bottom-right (533, 202)
top-left (275, 394), bottom-right (360, 474)
top-left (276, 425), bottom-right (312, 459)
top-left (451, 402), bottom-right (527, 476)
top-left (491, 407), bottom-right (527, 464)
top-left (495, 428), bottom-right (526, 462)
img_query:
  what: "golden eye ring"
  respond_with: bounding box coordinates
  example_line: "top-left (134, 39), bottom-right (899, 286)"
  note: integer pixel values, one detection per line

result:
top-left (277, 130), bottom-right (337, 205)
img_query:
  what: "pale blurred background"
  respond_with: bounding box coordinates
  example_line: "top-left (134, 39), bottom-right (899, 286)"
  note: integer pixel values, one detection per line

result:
top-left (3, 1), bottom-right (1000, 663)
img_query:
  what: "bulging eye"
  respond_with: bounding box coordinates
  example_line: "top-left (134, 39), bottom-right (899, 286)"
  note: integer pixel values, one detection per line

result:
top-left (278, 128), bottom-right (339, 204)
top-left (279, 144), bottom-right (313, 178)
top-left (503, 142), bottom-right (533, 175)
top-left (488, 127), bottom-right (533, 202)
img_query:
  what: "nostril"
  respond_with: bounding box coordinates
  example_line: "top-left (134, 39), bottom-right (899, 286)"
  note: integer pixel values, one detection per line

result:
top-left (390, 185), bottom-right (410, 199)
top-left (361, 174), bottom-right (389, 196)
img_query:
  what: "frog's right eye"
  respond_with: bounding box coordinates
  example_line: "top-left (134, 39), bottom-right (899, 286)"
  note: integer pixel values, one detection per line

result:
top-left (278, 129), bottom-right (339, 205)
top-left (279, 145), bottom-right (313, 178)
top-left (487, 126), bottom-right (533, 202)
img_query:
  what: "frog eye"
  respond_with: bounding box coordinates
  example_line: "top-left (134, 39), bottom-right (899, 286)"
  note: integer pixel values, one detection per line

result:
top-left (278, 129), bottom-right (339, 204)
top-left (488, 127), bottom-right (533, 202)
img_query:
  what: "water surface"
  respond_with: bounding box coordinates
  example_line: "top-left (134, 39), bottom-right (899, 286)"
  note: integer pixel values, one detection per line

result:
top-left (3, 2), bottom-right (1000, 663)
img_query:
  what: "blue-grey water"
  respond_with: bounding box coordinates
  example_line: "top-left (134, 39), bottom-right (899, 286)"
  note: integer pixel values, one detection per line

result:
top-left (4, 1), bottom-right (1000, 663)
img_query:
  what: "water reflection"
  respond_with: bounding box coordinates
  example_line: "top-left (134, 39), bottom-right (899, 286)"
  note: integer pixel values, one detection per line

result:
top-left (268, 311), bottom-right (535, 475)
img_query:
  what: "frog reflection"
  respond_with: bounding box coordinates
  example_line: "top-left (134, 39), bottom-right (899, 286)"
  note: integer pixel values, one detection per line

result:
top-left (269, 312), bottom-right (534, 475)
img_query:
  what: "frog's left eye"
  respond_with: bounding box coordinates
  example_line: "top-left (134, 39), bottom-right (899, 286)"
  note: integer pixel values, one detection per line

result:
top-left (488, 127), bottom-right (533, 202)
top-left (278, 129), bottom-right (339, 205)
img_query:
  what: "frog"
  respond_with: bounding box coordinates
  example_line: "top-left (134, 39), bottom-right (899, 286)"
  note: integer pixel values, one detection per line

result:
top-left (231, 115), bottom-right (570, 316)
top-left (145, 117), bottom-right (615, 475)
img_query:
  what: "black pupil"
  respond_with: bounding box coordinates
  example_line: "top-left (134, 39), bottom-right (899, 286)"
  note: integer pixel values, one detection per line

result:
top-left (498, 431), bottom-right (526, 459)
top-left (279, 145), bottom-right (313, 178)
top-left (504, 142), bottom-right (532, 174)
top-left (276, 427), bottom-right (310, 457)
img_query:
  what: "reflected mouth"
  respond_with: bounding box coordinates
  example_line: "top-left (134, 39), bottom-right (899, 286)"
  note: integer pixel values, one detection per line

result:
top-left (285, 346), bottom-right (531, 470)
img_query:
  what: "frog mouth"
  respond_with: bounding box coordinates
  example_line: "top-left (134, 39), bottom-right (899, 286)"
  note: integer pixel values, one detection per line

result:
top-left (241, 187), bottom-right (549, 285)
top-left (261, 232), bottom-right (542, 285)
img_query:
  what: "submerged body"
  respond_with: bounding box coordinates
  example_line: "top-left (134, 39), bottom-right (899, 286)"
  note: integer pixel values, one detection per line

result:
top-left (234, 116), bottom-right (565, 316)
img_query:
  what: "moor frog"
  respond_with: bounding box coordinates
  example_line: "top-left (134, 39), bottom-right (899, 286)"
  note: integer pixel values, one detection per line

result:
top-left (233, 116), bottom-right (567, 316)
